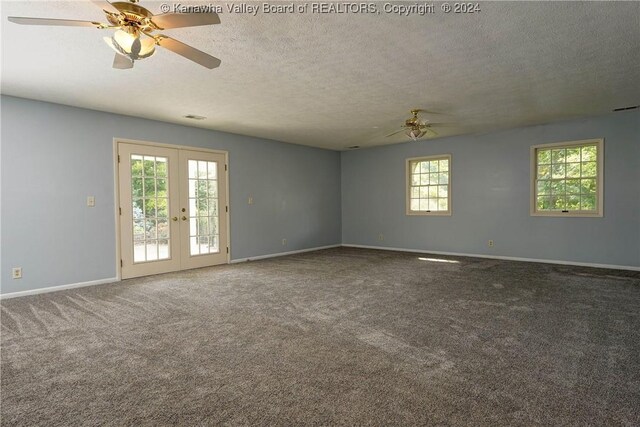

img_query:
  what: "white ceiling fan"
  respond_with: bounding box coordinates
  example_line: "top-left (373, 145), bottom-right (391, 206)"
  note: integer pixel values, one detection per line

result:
top-left (7, 0), bottom-right (222, 70)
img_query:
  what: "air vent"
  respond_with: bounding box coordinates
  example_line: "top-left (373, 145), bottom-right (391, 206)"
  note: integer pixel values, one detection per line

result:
top-left (347, 145), bottom-right (360, 150)
top-left (183, 114), bottom-right (206, 120)
top-left (613, 105), bottom-right (639, 112)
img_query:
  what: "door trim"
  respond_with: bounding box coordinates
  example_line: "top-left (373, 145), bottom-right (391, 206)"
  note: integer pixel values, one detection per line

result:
top-left (113, 137), bottom-right (230, 280)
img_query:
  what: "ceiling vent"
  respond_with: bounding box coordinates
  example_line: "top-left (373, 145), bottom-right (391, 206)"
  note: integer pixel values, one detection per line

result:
top-left (613, 105), bottom-right (639, 112)
top-left (184, 114), bottom-right (206, 120)
top-left (347, 145), bottom-right (360, 150)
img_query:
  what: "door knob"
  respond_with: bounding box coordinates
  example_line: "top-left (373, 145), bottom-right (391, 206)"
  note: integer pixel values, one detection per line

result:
top-left (172, 217), bottom-right (178, 221)
top-left (182, 216), bottom-right (187, 221)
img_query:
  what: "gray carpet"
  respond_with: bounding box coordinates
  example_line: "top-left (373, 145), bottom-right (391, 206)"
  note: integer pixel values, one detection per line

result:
top-left (1, 247), bottom-right (639, 426)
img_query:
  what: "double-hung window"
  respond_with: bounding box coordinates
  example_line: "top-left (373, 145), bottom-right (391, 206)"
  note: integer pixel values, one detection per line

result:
top-left (406, 154), bottom-right (451, 215)
top-left (531, 139), bottom-right (603, 217)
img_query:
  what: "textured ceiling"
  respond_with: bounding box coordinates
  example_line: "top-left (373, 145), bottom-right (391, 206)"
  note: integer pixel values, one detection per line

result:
top-left (2, 1), bottom-right (639, 150)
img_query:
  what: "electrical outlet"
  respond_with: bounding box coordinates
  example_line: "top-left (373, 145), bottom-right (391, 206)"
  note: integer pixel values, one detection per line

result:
top-left (12, 267), bottom-right (22, 279)
top-left (282, 238), bottom-right (287, 246)
top-left (87, 196), bottom-right (95, 207)
top-left (488, 240), bottom-right (494, 247)
top-left (378, 233), bottom-right (384, 241)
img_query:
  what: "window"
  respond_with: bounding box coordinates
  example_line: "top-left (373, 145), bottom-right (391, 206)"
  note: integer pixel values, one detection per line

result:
top-left (406, 154), bottom-right (451, 215)
top-left (531, 139), bottom-right (603, 217)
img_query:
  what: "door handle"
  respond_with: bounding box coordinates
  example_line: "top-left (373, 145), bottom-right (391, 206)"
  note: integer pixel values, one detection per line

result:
top-left (182, 216), bottom-right (187, 221)
top-left (172, 216), bottom-right (178, 221)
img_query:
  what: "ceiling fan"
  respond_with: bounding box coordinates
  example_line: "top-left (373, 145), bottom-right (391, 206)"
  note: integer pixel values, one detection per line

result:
top-left (7, 0), bottom-right (221, 69)
top-left (386, 109), bottom-right (451, 141)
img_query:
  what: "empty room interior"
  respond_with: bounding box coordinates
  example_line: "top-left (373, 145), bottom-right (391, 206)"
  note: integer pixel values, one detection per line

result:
top-left (1, 0), bottom-right (639, 425)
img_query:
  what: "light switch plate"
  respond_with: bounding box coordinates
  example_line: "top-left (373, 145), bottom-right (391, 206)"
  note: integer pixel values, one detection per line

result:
top-left (87, 196), bottom-right (95, 207)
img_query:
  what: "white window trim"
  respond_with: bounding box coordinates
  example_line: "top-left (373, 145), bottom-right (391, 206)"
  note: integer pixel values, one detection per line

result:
top-left (406, 154), bottom-right (452, 216)
top-left (530, 138), bottom-right (604, 217)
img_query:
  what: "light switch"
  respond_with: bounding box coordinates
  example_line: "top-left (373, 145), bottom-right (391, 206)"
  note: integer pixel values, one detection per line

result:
top-left (87, 196), bottom-right (95, 207)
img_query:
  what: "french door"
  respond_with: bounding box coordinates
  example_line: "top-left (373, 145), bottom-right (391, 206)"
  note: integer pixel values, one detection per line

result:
top-left (118, 142), bottom-right (228, 279)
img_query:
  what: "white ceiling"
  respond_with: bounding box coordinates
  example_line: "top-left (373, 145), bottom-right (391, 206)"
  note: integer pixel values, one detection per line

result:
top-left (2, 1), bottom-right (639, 150)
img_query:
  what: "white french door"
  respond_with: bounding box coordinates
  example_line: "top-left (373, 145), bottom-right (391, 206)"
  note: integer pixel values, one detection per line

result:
top-left (118, 142), bottom-right (228, 279)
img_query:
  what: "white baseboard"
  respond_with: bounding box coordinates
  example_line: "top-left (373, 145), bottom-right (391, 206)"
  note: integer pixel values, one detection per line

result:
top-left (230, 244), bottom-right (342, 264)
top-left (0, 277), bottom-right (119, 300)
top-left (342, 244), bottom-right (640, 271)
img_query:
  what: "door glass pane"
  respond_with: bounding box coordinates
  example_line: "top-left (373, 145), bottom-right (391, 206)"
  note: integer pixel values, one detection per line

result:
top-left (188, 159), bottom-right (220, 255)
top-left (131, 155), bottom-right (171, 263)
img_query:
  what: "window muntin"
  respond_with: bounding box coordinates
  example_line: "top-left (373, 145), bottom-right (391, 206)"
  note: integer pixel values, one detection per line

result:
top-left (532, 139), bottom-right (603, 217)
top-left (407, 155), bottom-right (451, 215)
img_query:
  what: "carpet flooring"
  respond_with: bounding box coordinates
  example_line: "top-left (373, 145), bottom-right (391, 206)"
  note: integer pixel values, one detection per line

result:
top-left (1, 247), bottom-right (639, 426)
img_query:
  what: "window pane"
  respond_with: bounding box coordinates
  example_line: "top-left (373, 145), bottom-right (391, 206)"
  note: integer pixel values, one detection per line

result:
top-left (537, 165), bottom-right (550, 179)
top-left (188, 160), bottom-right (198, 179)
top-left (566, 195), bottom-right (580, 210)
top-left (438, 185), bottom-right (448, 198)
top-left (207, 163), bottom-right (217, 179)
top-left (565, 148), bottom-right (580, 162)
top-left (145, 240), bottom-right (158, 261)
top-left (411, 174), bottom-right (420, 186)
top-left (581, 162), bottom-right (596, 177)
top-left (551, 196), bottom-right (566, 210)
top-left (198, 161), bottom-right (208, 178)
top-left (428, 186), bottom-right (438, 198)
top-left (420, 174), bottom-right (429, 185)
top-left (537, 149), bottom-right (551, 164)
top-left (438, 160), bottom-right (449, 171)
top-left (428, 199), bottom-right (439, 211)
top-left (566, 163), bottom-right (580, 178)
top-left (580, 179), bottom-right (596, 194)
top-left (565, 179), bottom-right (580, 194)
top-left (143, 158), bottom-right (155, 176)
top-left (437, 199), bottom-right (448, 211)
top-left (419, 162), bottom-right (429, 173)
top-left (429, 173), bottom-right (439, 185)
top-left (144, 178), bottom-right (155, 197)
top-left (551, 149), bottom-right (566, 164)
top-left (536, 180), bottom-right (550, 195)
top-left (156, 159), bottom-right (167, 177)
top-left (550, 180), bottom-right (565, 195)
top-left (581, 194), bottom-right (596, 210)
top-left (581, 145), bottom-right (596, 162)
top-left (428, 161), bottom-right (439, 173)
top-left (132, 178), bottom-right (143, 198)
top-left (410, 199), bottom-right (419, 211)
top-left (411, 187), bottom-right (419, 198)
top-left (552, 164), bottom-right (566, 179)
top-left (131, 158), bottom-right (143, 176)
top-left (438, 173), bottom-right (448, 185)
top-left (537, 196), bottom-right (550, 210)
top-left (419, 187), bottom-right (428, 198)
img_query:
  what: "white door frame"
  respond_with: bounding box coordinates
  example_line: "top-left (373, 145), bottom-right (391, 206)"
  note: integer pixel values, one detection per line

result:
top-left (113, 137), bottom-right (230, 280)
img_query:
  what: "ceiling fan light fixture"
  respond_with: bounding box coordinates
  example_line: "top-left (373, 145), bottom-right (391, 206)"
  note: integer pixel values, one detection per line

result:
top-left (105, 29), bottom-right (155, 60)
top-left (406, 128), bottom-right (426, 140)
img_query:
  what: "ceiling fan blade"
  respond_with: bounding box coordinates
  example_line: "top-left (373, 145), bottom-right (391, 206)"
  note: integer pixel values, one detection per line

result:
top-left (156, 35), bottom-right (221, 69)
top-left (425, 127), bottom-right (439, 137)
top-left (420, 110), bottom-right (448, 115)
top-left (151, 12), bottom-right (220, 29)
top-left (91, 0), bottom-right (121, 14)
top-left (385, 129), bottom-right (406, 138)
top-left (7, 17), bottom-right (105, 27)
top-left (421, 123), bottom-right (456, 128)
top-left (113, 53), bottom-right (133, 69)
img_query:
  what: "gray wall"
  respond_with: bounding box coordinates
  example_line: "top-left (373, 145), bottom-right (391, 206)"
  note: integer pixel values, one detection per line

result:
top-left (1, 96), bottom-right (342, 294)
top-left (341, 110), bottom-right (640, 267)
